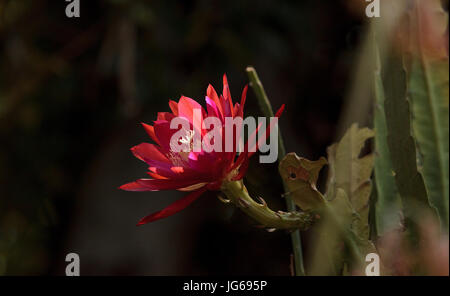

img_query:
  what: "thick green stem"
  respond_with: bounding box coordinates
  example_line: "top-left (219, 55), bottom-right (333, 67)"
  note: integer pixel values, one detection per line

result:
top-left (321, 202), bottom-right (367, 270)
top-left (221, 180), bottom-right (315, 230)
top-left (246, 66), bottom-right (306, 275)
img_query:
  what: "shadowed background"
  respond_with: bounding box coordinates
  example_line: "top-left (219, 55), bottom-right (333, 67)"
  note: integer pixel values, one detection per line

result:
top-left (0, 0), bottom-right (381, 275)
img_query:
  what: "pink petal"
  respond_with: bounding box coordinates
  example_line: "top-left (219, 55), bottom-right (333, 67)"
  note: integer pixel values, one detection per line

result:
top-left (248, 104), bottom-right (285, 158)
top-left (188, 151), bottom-right (222, 176)
top-left (153, 120), bottom-right (182, 154)
top-left (157, 112), bottom-right (176, 121)
top-left (221, 94), bottom-right (232, 118)
top-left (119, 181), bottom-right (153, 191)
top-left (136, 186), bottom-right (207, 225)
top-left (231, 155), bottom-right (249, 181)
top-left (168, 100), bottom-right (179, 116)
top-left (131, 143), bottom-right (170, 166)
top-left (239, 85), bottom-right (248, 117)
top-left (233, 103), bottom-right (240, 117)
top-left (205, 96), bottom-right (221, 119)
top-left (275, 104), bottom-right (285, 117)
top-left (178, 96), bottom-right (204, 125)
top-left (131, 143), bottom-right (194, 179)
top-left (235, 104), bottom-right (285, 162)
top-left (222, 74), bottom-right (234, 116)
top-left (146, 171), bottom-right (168, 179)
top-left (121, 178), bottom-right (206, 192)
top-left (207, 84), bottom-right (224, 117)
top-left (141, 123), bottom-right (160, 145)
top-left (222, 74), bottom-right (229, 97)
top-left (150, 165), bottom-right (202, 180)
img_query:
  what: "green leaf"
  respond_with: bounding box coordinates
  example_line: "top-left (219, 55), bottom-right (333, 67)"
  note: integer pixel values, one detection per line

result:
top-left (382, 52), bottom-right (435, 238)
top-left (280, 125), bottom-right (376, 274)
top-left (326, 124), bottom-right (377, 274)
top-left (326, 123), bottom-right (375, 241)
top-left (279, 153), bottom-right (342, 275)
top-left (406, 0), bottom-right (449, 231)
top-left (373, 43), bottom-right (402, 235)
top-left (308, 188), bottom-right (352, 276)
top-left (278, 153), bottom-right (327, 211)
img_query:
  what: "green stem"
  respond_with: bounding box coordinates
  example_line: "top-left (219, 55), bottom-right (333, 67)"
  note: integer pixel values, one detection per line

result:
top-left (321, 203), bottom-right (366, 270)
top-left (246, 66), bottom-right (306, 276)
top-left (221, 180), bottom-right (315, 230)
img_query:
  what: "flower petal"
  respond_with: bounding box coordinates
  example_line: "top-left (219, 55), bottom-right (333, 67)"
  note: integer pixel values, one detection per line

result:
top-left (168, 100), bottom-right (179, 116)
top-left (141, 123), bottom-right (160, 145)
top-left (250, 104), bottom-right (285, 158)
top-left (153, 120), bottom-right (181, 154)
top-left (178, 96), bottom-right (204, 125)
top-left (222, 74), bottom-right (234, 117)
top-left (207, 84), bottom-right (224, 117)
top-left (221, 94), bottom-right (232, 118)
top-left (136, 186), bottom-right (207, 225)
top-left (205, 96), bottom-right (221, 119)
top-left (177, 182), bottom-right (208, 192)
top-left (119, 181), bottom-right (152, 191)
top-left (235, 104), bottom-right (285, 161)
top-left (131, 143), bottom-right (170, 166)
top-left (146, 171), bottom-right (168, 179)
top-left (120, 178), bottom-right (206, 192)
top-left (238, 84), bottom-right (248, 117)
top-left (233, 103), bottom-right (240, 117)
top-left (231, 155), bottom-right (249, 181)
top-left (157, 112), bottom-right (176, 121)
top-left (275, 103), bottom-right (285, 117)
top-left (131, 143), bottom-right (195, 178)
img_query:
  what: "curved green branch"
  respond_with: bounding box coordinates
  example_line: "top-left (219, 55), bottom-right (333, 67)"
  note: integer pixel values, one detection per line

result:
top-left (221, 180), bottom-right (315, 230)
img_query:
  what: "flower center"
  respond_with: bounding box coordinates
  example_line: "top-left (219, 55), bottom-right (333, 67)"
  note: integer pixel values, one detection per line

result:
top-left (178, 130), bottom-right (195, 149)
top-left (168, 129), bottom-right (197, 166)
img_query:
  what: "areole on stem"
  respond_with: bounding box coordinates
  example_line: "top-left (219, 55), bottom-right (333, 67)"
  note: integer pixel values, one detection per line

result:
top-left (220, 179), bottom-right (316, 230)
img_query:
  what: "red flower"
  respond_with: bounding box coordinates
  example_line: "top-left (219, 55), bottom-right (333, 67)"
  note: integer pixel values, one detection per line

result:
top-left (120, 75), bottom-right (284, 225)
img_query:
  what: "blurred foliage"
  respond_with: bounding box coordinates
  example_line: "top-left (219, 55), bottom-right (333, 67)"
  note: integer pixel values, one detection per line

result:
top-left (277, 0), bottom-right (449, 276)
top-left (373, 39), bottom-right (402, 236)
top-left (373, 0), bottom-right (449, 240)
top-left (371, 0), bottom-right (448, 275)
top-left (406, 0), bottom-right (449, 231)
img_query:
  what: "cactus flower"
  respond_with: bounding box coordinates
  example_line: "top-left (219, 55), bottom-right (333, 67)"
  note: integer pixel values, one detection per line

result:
top-left (120, 75), bottom-right (284, 225)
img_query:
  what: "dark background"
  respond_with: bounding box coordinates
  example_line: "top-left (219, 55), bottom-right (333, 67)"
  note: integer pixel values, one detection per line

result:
top-left (0, 0), bottom-right (371, 275)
